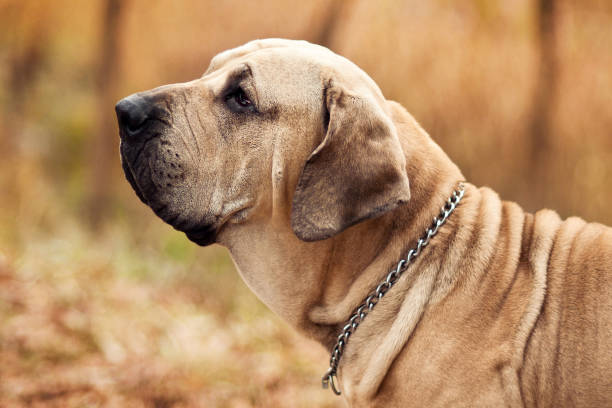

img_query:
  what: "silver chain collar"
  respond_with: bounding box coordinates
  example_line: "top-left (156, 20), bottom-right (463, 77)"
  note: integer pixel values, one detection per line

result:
top-left (321, 183), bottom-right (465, 395)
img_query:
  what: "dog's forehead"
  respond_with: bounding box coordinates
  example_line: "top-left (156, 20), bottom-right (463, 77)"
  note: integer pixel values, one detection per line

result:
top-left (204, 39), bottom-right (381, 97)
top-left (205, 39), bottom-right (337, 74)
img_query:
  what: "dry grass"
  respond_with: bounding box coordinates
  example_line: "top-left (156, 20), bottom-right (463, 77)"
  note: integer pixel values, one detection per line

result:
top-left (0, 192), bottom-right (341, 407)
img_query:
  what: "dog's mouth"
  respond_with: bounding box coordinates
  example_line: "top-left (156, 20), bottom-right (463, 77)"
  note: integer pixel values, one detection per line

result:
top-left (120, 145), bottom-right (219, 247)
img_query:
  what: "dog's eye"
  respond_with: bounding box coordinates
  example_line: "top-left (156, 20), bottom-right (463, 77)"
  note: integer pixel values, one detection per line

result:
top-left (234, 89), bottom-right (251, 107)
top-left (226, 88), bottom-right (254, 112)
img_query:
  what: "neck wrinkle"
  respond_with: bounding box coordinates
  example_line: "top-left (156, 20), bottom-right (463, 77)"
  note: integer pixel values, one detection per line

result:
top-left (305, 210), bottom-right (397, 345)
top-left (306, 142), bottom-right (463, 350)
top-left (350, 184), bottom-right (483, 400)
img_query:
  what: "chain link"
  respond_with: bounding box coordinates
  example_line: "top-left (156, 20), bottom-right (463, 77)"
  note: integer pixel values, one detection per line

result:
top-left (322, 183), bottom-right (465, 395)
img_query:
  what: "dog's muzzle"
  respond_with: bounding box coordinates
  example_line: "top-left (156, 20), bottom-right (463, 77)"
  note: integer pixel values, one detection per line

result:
top-left (115, 93), bottom-right (218, 247)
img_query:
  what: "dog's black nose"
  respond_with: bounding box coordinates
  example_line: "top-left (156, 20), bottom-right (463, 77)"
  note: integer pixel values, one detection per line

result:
top-left (115, 94), bottom-right (152, 135)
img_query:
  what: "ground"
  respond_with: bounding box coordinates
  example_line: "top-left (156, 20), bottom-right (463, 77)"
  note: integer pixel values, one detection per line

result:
top-left (0, 217), bottom-right (341, 408)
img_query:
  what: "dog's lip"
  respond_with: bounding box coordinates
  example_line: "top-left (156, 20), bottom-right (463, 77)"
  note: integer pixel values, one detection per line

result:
top-left (170, 206), bottom-right (250, 247)
top-left (121, 149), bottom-right (149, 205)
top-left (118, 118), bottom-right (169, 142)
top-left (182, 223), bottom-right (217, 246)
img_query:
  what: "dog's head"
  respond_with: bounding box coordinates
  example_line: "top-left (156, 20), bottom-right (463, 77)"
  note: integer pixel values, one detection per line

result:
top-left (116, 39), bottom-right (410, 246)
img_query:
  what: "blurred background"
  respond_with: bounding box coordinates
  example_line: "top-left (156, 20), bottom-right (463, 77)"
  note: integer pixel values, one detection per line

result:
top-left (0, 0), bottom-right (611, 406)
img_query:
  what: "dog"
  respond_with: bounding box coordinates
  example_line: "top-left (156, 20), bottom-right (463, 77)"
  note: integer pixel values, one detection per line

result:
top-left (116, 39), bottom-right (612, 407)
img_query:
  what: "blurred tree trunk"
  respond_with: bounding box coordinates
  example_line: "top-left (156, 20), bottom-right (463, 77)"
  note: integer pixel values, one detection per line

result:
top-left (527, 0), bottom-right (558, 204)
top-left (1, 3), bottom-right (47, 156)
top-left (86, 0), bottom-right (124, 228)
top-left (8, 28), bottom-right (45, 118)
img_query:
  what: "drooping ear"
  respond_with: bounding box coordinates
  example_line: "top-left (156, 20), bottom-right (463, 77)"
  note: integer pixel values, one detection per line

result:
top-left (291, 82), bottom-right (411, 241)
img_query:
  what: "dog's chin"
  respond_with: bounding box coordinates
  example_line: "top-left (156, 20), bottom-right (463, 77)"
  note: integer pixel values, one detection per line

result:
top-left (153, 206), bottom-right (218, 247)
top-left (182, 225), bottom-right (217, 246)
top-left (153, 208), bottom-right (218, 247)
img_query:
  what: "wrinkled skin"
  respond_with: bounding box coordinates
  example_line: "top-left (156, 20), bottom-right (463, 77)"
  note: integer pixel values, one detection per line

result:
top-left (117, 39), bottom-right (612, 407)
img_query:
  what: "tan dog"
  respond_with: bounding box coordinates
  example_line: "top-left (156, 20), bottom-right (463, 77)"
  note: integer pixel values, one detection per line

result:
top-left (115, 39), bottom-right (612, 407)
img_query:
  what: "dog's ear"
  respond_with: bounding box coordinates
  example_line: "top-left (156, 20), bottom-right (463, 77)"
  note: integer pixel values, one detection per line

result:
top-left (291, 82), bottom-right (411, 241)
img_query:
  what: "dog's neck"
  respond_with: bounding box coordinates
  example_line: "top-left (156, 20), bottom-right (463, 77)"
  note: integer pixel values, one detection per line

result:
top-left (220, 101), bottom-right (464, 349)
